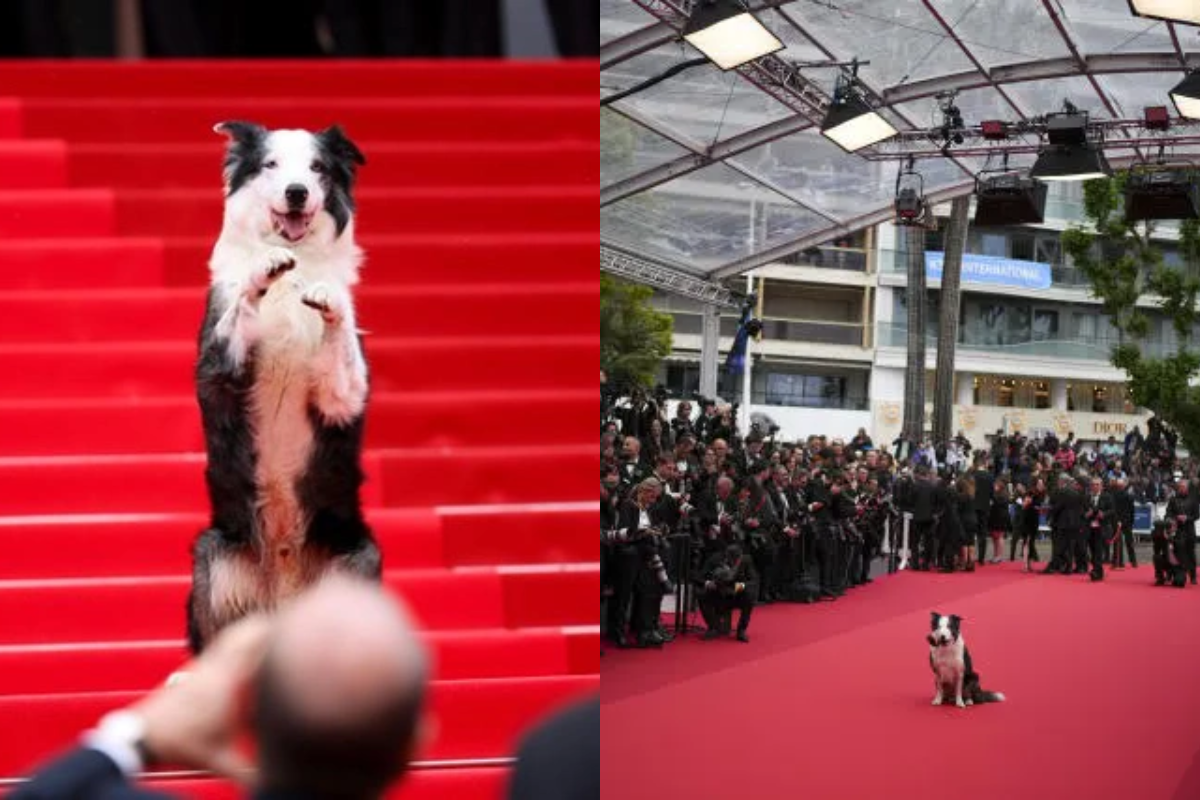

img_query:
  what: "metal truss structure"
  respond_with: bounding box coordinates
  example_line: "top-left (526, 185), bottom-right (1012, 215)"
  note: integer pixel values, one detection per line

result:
top-left (600, 0), bottom-right (1200, 283)
top-left (601, 243), bottom-right (743, 308)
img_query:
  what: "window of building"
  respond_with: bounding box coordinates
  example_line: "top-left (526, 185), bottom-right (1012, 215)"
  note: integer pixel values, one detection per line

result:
top-left (1032, 309), bottom-right (1058, 341)
top-left (1034, 381), bottom-right (1051, 409)
top-left (981, 234), bottom-right (1007, 257)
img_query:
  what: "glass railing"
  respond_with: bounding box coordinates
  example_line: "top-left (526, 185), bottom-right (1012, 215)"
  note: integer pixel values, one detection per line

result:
top-left (758, 318), bottom-right (866, 346)
top-left (750, 391), bottom-right (870, 411)
top-left (773, 246), bottom-right (869, 272)
top-left (875, 322), bottom-right (1184, 360)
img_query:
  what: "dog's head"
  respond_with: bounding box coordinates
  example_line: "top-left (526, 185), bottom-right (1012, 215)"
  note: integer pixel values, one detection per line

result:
top-left (928, 612), bottom-right (961, 647)
top-left (213, 121), bottom-right (366, 245)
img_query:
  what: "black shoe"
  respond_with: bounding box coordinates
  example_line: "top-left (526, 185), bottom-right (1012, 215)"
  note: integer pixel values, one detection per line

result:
top-left (635, 633), bottom-right (663, 648)
top-left (607, 634), bottom-right (630, 649)
top-left (736, 631), bottom-right (750, 643)
top-left (702, 628), bottom-right (723, 641)
top-left (656, 627), bottom-right (675, 643)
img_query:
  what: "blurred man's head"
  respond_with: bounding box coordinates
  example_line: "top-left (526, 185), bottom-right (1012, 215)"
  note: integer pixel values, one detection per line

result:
top-left (253, 577), bottom-right (430, 799)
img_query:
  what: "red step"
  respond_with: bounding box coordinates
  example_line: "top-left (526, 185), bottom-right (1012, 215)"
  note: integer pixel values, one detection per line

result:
top-left (0, 235), bottom-right (594, 291)
top-left (0, 337), bottom-right (596, 399)
top-left (0, 190), bottom-right (114, 237)
top-left (138, 768), bottom-right (511, 800)
top-left (0, 627), bottom-right (599, 693)
top-left (0, 390), bottom-right (594, 456)
top-left (0, 445), bottom-right (593, 514)
top-left (17, 98), bottom-right (595, 145)
top-left (111, 186), bottom-right (594, 237)
top-left (0, 141), bottom-right (67, 189)
top-left (0, 284), bottom-right (596, 343)
top-left (0, 60), bottom-right (595, 98)
top-left (0, 504), bottom-right (597, 578)
top-left (0, 675), bottom-right (598, 775)
top-left (66, 141), bottom-right (597, 189)
top-left (0, 566), bottom-right (597, 644)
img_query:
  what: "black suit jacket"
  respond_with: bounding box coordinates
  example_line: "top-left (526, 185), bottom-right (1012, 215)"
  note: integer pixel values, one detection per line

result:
top-left (508, 697), bottom-right (598, 800)
top-left (10, 748), bottom-right (171, 800)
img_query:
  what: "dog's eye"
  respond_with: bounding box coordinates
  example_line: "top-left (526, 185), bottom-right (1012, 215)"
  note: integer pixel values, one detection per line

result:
top-left (264, 160), bottom-right (278, 169)
top-left (311, 161), bottom-right (326, 174)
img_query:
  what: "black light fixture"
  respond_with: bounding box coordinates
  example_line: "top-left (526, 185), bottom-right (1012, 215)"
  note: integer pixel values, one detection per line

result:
top-left (682, 0), bottom-right (784, 71)
top-left (1030, 146), bottom-right (1111, 182)
top-left (1124, 167), bottom-right (1200, 221)
top-left (1030, 107), bottom-right (1111, 181)
top-left (820, 66), bottom-right (898, 153)
top-left (1128, 0), bottom-right (1200, 26)
top-left (974, 167), bottom-right (1048, 227)
top-left (1170, 71), bottom-right (1200, 119)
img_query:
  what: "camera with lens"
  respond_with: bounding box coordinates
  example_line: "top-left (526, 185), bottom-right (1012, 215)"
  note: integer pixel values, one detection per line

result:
top-left (709, 564), bottom-right (737, 596)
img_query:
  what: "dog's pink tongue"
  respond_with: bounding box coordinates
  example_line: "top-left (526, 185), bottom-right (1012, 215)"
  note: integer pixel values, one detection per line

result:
top-left (280, 214), bottom-right (308, 241)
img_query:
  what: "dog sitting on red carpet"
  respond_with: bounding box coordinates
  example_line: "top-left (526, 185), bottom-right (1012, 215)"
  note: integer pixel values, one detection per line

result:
top-left (928, 612), bottom-right (1006, 708)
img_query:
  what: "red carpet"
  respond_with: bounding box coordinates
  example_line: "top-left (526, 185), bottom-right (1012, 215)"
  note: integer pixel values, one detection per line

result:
top-left (0, 59), bottom-right (598, 798)
top-left (602, 564), bottom-right (1200, 800)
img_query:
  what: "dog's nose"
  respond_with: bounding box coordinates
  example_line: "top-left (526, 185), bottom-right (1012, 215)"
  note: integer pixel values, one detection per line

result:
top-left (285, 184), bottom-right (309, 208)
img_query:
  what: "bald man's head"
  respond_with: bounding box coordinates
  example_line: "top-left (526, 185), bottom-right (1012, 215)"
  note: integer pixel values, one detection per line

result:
top-left (253, 576), bottom-right (430, 799)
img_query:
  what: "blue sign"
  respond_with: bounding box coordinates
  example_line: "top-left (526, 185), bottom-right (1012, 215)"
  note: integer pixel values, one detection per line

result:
top-left (926, 252), bottom-right (1052, 290)
top-left (1133, 503), bottom-right (1153, 533)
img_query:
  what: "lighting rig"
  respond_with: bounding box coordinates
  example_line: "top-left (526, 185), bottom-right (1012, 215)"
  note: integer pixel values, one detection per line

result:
top-left (893, 157), bottom-right (927, 225)
top-left (973, 154), bottom-right (1048, 226)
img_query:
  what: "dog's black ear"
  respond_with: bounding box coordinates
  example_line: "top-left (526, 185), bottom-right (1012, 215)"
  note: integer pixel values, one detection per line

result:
top-left (213, 121), bottom-right (267, 146)
top-left (930, 611), bottom-right (940, 626)
top-left (317, 124), bottom-right (366, 168)
top-left (950, 615), bottom-right (962, 625)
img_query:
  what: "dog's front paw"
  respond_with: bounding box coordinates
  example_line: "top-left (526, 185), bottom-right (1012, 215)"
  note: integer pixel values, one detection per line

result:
top-left (931, 696), bottom-right (943, 706)
top-left (955, 697), bottom-right (967, 709)
top-left (252, 248), bottom-right (297, 295)
top-left (301, 282), bottom-right (346, 327)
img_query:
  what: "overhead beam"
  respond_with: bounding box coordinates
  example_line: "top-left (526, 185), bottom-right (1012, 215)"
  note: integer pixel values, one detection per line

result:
top-left (601, 242), bottom-right (743, 309)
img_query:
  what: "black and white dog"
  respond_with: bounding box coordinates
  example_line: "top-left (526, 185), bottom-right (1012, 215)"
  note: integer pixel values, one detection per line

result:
top-left (928, 612), bottom-right (1006, 708)
top-left (187, 121), bottom-right (381, 654)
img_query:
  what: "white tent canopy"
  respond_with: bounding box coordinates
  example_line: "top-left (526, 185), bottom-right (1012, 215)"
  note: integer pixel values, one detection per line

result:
top-left (600, 0), bottom-right (1200, 283)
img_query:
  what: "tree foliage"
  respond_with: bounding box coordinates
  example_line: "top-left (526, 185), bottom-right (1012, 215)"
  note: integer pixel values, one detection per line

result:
top-left (1061, 174), bottom-right (1200, 448)
top-left (600, 273), bottom-right (674, 389)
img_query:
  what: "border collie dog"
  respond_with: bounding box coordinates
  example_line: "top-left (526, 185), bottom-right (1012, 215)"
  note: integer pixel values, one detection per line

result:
top-left (187, 121), bottom-right (381, 654)
top-left (928, 612), bottom-right (1006, 708)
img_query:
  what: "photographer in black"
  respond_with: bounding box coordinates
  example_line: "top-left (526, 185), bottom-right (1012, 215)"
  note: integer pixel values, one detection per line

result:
top-left (1165, 478), bottom-right (1198, 584)
top-left (737, 464), bottom-right (781, 604)
top-left (1109, 477), bottom-right (1137, 569)
top-left (1083, 477), bottom-right (1114, 582)
top-left (832, 471), bottom-right (863, 590)
top-left (806, 467), bottom-right (842, 600)
top-left (613, 478), bottom-right (674, 649)
top-left (698, 543), bottom-right (757, 643)
top-left (766, 464), bottom-right (804, 601)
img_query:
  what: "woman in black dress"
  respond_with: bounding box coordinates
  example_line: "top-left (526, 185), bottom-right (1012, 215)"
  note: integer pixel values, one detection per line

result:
top-left (955, 476), bottom-right (978, 572)
top-left (987, 478), bottom-right (1012, 565)
top-left (1016, 479), bottom-right (1045, 571)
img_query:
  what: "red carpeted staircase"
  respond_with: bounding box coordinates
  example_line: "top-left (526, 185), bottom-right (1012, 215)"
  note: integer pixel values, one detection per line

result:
top-left (0, 60), bottom-right (597, 798)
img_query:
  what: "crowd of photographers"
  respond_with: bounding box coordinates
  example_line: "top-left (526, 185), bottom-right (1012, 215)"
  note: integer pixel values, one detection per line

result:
top-left (602, 371), bottom-right (1200, 649)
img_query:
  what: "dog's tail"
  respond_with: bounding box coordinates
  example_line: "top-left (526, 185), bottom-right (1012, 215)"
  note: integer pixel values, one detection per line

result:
top-left (979, 690), bottom-right (1006, 703)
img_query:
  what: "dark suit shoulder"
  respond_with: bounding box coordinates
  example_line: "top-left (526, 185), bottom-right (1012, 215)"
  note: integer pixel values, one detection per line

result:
top-left (10, 748), bottom-right (173, 800)
top-left (509, 697), bottom-right (599, 800)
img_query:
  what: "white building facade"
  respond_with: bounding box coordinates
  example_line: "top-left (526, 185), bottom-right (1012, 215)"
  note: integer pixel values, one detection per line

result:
top-left (653, 182), bottom-right (1179, 450)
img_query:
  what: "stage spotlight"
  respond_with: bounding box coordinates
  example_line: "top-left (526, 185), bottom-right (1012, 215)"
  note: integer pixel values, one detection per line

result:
top-left (974, 172), bottom-right (1048, 226)
top-left (1030, 145), bottom-right (1111, 182)
top-left (1124, 169), bottom-right (1200, 221)
top-left (1145, 106), bottom-right (1171, 130)
top-left (682, 0), bottom-right (784, 70)
top-left (893, 159), bottom-right (925, 224)
top-left (1170, 71), bottom-right (1200, 119)
top-left (821, 85), bottom-right (897, 152)
top-left (1128, 0), bottom-right (1200, 26)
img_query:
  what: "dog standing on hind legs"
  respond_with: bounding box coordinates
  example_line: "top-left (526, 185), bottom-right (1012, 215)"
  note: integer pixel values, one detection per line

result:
top-left (187, 120), bottom-right (382, 655)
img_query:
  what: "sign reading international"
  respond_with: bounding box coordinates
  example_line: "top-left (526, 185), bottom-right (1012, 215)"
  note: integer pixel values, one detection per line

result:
top-left (926, 252), bottom-right (1052, 291)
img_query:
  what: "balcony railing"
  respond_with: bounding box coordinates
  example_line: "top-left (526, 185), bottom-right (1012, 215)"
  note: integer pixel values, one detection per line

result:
top-left (774, 246), bottom-right (869, 273)
top-left (751, 391), bottom-right (870, 411)
top-left (875, 323), bottom-right (1182, 360)
top-left (758, 317), bottom-right (866, 347)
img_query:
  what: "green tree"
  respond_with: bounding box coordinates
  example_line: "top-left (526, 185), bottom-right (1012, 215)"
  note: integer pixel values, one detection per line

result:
top-left (1061, 175), bottom-right (1200, 449)
top-left (600, 273), bottom-right (674, 389)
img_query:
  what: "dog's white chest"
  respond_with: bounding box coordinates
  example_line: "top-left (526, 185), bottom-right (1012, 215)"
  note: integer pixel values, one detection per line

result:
top-left (250, 276), bottom-right (323, 546)
top-left (931, 643), bottom-right (964, 684)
